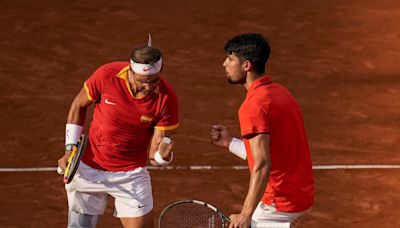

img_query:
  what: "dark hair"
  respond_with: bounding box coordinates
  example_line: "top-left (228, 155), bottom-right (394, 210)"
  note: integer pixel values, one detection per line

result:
top-left (224, 33), bottom-right (270, 73)
top-left (131, 46), bottom-right (162, 64)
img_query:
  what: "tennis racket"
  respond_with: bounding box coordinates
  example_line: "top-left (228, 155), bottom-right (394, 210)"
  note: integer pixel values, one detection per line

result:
top-left (159, 200), bottom-right (231, 228)
top-left (61, 134), bottom-right (88, 184)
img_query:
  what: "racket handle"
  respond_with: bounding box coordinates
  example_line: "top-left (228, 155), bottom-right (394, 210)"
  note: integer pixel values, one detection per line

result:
top-left (57, 166), bottom-right (64, 175)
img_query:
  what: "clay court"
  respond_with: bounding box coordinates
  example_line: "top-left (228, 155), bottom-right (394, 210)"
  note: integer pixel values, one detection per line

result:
top-left (1, 0), bottom-right (400, 227)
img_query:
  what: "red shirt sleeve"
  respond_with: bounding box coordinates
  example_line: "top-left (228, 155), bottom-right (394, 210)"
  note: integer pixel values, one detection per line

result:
top-left (84, 65), bottom-right (107, 102)
top-left (155, 80), bottom-right (179, 131)
top-left (239, 104), bottom-right (270, 138)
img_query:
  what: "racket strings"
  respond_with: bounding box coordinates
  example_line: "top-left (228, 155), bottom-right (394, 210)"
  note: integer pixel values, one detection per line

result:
top-left (159, 203), bottom-right (225, 228)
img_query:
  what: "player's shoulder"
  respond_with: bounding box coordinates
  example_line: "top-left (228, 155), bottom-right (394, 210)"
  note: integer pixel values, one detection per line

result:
top-left (242, 86), bottom-right (272, 113)
top-left (159, 77), bottom-right (177, 96)
top-left (97, 61), bottom-right (129, 74)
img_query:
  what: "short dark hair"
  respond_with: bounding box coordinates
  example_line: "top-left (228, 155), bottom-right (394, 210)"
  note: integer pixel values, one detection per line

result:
top-left (131, 46), bottom-right (162, 64)
top-left (224, 33), bottom-right (270, 73)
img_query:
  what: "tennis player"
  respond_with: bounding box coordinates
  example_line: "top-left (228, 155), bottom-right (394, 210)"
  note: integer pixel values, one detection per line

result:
top-left (57, 35), bottom-right (179, 228)
top-left (210, 33), bottom-right (314, 228)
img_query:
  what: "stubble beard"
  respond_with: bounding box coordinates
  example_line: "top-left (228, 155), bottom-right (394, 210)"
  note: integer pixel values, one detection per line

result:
top-left (227, 73), bottom-right (246, 85)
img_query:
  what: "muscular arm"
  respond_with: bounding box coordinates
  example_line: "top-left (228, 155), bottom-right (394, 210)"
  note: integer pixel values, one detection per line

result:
top-left (58, 87), bottom-right (93, 173)
top-left (148, 128), bottom-right (176, 166)
top-left (67, 87), bottom-right (94, 124)
top-left (242, 133), bottom-right (271, 214)
top-left (229, 133), bottom-right (271, 227)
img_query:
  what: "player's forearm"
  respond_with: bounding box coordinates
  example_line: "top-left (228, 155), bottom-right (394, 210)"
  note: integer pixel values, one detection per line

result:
top-left (241, 162), bottom-right (270, 217)
top-left (65, 95), bottom-right (90, 146)
top-left (149, 129), bottom-right (174, 166)
top-left (149, 137), bottom-right (174, 166)
top-left (149, 130), bottom-right (167, 159)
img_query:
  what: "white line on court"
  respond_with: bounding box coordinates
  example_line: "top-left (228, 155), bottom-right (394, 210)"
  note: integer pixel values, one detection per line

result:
top-left (1, 165), bottom-right (400, 172)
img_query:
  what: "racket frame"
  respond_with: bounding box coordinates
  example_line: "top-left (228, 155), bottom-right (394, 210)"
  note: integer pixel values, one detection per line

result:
top-left (158, 199), bottom-right (230, 228)
top-left (63, 134), bottom-right (88, 184)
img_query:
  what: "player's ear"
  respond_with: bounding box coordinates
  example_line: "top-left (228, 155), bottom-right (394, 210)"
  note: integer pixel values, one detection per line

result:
top-left (243, 60), bottom-right (252, 71)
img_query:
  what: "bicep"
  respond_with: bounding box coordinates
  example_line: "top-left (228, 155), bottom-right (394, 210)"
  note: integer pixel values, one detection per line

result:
top-left (248, 133), bottom-right (271, 168)
top-left (73, 87), bottom-right (94, 108)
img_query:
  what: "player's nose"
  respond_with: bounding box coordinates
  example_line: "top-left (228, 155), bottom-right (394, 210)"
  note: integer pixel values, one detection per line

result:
top-left (143, 83), bottom-right (150, 90)
top-left (222, 59), bottom-right (227, 67)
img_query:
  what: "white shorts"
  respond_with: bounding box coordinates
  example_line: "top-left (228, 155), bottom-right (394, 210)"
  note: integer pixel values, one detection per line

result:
top-left (65, 162), bottom-right (153, 218)
top-left (251, 202), bottom-right (311, 228)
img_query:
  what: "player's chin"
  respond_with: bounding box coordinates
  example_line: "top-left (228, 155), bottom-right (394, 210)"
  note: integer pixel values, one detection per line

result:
top-left (227, 77), bottom-right (240, 84)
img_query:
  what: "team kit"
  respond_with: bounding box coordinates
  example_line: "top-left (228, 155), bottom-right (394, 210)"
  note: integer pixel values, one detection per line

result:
top-left (57, 34), bottom-right (314, 228)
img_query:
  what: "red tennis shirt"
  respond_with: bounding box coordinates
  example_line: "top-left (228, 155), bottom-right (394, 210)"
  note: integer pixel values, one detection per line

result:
top-left (81, 62), bottom-right (179, 171)
top-left (239, 76), bottom-right (314, 212)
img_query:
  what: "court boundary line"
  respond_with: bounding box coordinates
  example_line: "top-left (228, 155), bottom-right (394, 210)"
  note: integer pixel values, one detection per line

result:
top-left (1, 164), bottom-right (400, 172)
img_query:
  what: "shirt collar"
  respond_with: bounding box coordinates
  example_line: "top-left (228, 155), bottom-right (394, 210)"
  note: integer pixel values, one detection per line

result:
top-left (116, 64), bottom-right (160, 97)
top-left (248, 75), bottom-right (272, 92)
top-left (116, 65), bottom-right (130, 79)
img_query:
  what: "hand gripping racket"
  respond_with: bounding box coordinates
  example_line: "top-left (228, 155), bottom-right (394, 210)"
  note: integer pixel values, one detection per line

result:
top-left (58, 134), bottom-right (88, 184)
top-left (159, 200), bottom-right (231, 228)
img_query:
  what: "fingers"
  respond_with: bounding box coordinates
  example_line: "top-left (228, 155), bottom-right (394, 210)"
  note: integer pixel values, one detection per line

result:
top-left (211, 124), bottom-right (226, 141)
top-left (229, 214), bottom-right (236, 228)
top-left (57, 154), bottom-right (69, 175)
top-left (211, 124), bottom-right (226, 131)
top-left (57, 157), bottom-right (66, 170)
top-left (210, 128), bottom-right (221, 141)
top-left (156, 136), bottom-right (170, 148)
top-left (158, 137), bottom-right (174, 157)
top-left (164, 141), bottom-right (174, 154)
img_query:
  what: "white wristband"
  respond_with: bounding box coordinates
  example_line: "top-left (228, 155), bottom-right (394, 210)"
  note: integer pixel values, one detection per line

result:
top-left (65, 124), bottom-right (83, 145)
top-left (229, 137), bottom-right (247, 160)
top-left (154, 151), bottom-right (173, 166)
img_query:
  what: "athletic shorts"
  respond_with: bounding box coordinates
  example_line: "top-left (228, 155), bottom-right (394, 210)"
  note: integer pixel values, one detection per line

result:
top-left (251, 202), bottom-right (311, 227)
top-left (65, 162), bottom-right (153, 218)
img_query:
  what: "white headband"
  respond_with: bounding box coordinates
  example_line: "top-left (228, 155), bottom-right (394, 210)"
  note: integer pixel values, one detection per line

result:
top-left (130, 58), bottom-right (163, 76)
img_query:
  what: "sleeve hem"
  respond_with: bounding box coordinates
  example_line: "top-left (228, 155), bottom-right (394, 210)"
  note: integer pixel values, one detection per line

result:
top-left (83, 82), bottom-right (94, 101)
top-left (154, 123), bottom-right (180, 131)
top-left (241, 128), bottom-right (270, 138)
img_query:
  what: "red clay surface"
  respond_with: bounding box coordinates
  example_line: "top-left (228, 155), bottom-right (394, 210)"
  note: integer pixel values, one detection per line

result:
top-left (1, 0), bottom-right (400, 227)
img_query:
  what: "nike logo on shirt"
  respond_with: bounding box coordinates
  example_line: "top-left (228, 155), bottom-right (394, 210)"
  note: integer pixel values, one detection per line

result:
top-left (105, 99), bottom-right (116, 105)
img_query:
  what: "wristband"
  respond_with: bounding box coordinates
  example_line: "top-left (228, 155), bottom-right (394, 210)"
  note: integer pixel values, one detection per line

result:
top-left (65, 124), bottom-right (83, 145)
top-left (229, 137), bottom-right (247, 160)
top-left (154, 151), bottom-right (173, 166)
